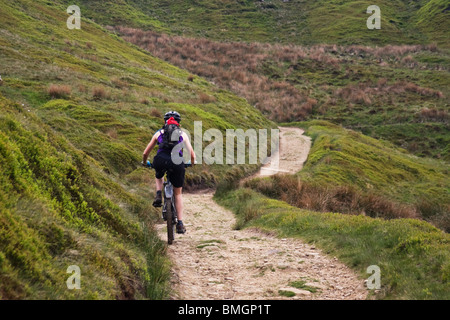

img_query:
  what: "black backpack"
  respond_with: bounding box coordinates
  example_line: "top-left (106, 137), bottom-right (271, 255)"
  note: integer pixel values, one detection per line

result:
top-left (160, 123), bottom-right (182, 151)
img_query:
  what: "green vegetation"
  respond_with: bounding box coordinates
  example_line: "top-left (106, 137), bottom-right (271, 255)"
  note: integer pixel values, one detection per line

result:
top-left (215, 188), bottom-right (450, 299)
top-left (247, 121), bottom-right (449, 231)
top-left (289, 279), bottom-right (320, 293)
top-left (299, 121), bottom-right (448, 204)
top-left (82, 0), bottom-right (449, 47)
top-left (0, 0), bottom-right (448, 300)
top-left (0, 0), bottom-right (274, 185)
top-left (278, 290), bottom-right (296, 298)
top-left (0, 94), bottom-right (170, 299)
top-left (415, 0), bottom-right (450, 46)
top-left (120, 28), bottom-right (449, 161)
top-left (56, 0), bottom-right (167, 31)
top-left (215, 119), bottom-right (449, 299)
top-left (0, 0), bottom-right (274, 299)
top-left (196, 239), bottom-right (225, 249)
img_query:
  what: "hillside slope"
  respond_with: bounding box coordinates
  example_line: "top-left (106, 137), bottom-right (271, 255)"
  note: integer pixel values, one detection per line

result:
top-left (0, 0), bottom-right (274, 181)
top-left (0, 94), bottom-right (167, 299)
top-left (118, 27), bottom-right (449, 161)
top-left (247, 121), bottom-right (449, 231)
top-left (56, 0), bottom-right (449, 46)
top-left (0, 0), bottom-right (274, 299)
top-left (0, 0), bottom-right (448, 300)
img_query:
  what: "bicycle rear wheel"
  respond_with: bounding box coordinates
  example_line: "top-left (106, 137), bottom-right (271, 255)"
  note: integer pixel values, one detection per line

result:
top-left (165, 197), bottom-right (175, 245)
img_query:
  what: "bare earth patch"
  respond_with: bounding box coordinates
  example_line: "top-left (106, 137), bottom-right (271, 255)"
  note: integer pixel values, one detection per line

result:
top-left (157, 127), bottom-right (368, 300)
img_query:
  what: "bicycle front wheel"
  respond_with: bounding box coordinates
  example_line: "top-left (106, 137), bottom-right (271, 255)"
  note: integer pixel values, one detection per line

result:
top-left (165, 197), bottom-right (175, 245)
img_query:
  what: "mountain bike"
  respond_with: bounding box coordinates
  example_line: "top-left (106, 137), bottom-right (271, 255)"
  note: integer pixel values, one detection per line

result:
top-left (144, 161), bottom-right (191, 245)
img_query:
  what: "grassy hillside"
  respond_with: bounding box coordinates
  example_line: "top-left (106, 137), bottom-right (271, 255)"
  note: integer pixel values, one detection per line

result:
top-left (0, 94), bottom-right (170, 299)
top-left (58, 0), bottom-right (449, 47)
top-left (119, 27), bottom-right (449, 161)
top-left (245, 121), bottom-right (449, 231)
top-left (415, 0), bottom-right (450, 46)
top-left (0, 0), bottom-right (274, 183)
top-left (54, 0), bottom-right (167, 31)
top-left (0, 0), bottom-right (448, 300)
top-left (0, 0), bottom-right (274, 299)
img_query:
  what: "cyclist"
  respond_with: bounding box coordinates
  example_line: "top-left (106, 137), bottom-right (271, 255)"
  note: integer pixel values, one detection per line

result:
top-left (142, 111), bottom-right (195, 234)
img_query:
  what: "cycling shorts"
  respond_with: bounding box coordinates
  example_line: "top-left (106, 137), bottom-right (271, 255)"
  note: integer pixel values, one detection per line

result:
top-left (152, 152), bottom-right (185, 188)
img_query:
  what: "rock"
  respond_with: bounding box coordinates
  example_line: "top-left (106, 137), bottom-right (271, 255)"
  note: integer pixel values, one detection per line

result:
top-left (277, 263), bottom-right (289, 270)
top-left (305, 252), bottom-right (319, 257)
top-left (67, 249), bottom-right (79, 256)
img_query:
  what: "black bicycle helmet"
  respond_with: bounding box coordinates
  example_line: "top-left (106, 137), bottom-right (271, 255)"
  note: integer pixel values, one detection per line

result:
top-left (164, 111), bottom-right (181, 123)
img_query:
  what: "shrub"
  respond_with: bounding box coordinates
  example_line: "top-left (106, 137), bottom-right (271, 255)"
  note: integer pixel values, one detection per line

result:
top-left (198, 92), bottom-right (216, 104)
top-left (418, 107), bottom-right (449, 122)
top-left (48, 84), bottom-right (71, 99)
top-left (116, 27), bottom-right (319, 122)
top-left (139, 98), bottom-right (150, 105)
top-left (92, 86), bottom-right (107, 100)
top-left (116, 26), bottom-right (447, 127)
top-left (149, 108), bottom-right (162, 118)
top-left (111, 77), bottom-right (128, 89)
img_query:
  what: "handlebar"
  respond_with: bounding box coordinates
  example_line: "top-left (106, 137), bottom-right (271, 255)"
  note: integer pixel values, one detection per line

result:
top-left (142, 160), bottom-right (192, 168)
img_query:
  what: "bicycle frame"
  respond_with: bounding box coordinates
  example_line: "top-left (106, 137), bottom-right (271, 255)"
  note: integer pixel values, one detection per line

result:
top-left (162, 176), bottom-right (177, 224)
top-left (145, 161), bottom-right (191, 245)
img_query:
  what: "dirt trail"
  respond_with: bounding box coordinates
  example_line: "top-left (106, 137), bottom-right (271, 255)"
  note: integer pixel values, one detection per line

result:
top-left (251, 127), bottom-right (311, 177)
top-left (157, 127), bottom-right (367, 300)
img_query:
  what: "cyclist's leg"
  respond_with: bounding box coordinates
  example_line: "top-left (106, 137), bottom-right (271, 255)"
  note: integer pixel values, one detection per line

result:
top-left (167, 162), bottom-right (186, 233)
top-left (152, 177), bottom-right (163, 207)
top-left (173, 187), bottom-right (183, 221)
top-left (152, 154), bottom-right (168, 207)
top-left (174, 187), bottom-right (186, 233)
top-left (155, 177), bottom-right (163, 192)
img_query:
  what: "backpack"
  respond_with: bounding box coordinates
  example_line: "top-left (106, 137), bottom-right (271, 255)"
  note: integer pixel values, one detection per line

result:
top-left (160, 123), bottom-right (182, 151)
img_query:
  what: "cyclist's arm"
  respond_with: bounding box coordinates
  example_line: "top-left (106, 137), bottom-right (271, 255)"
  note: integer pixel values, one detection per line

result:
top-left (142, 132), bottom-right (159, 164)
top-left (182, 132), bottom-right (196, 165)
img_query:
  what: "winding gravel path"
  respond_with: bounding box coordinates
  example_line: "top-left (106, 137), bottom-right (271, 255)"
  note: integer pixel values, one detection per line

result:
top-left (157, 127), bottom-right (368, 300)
